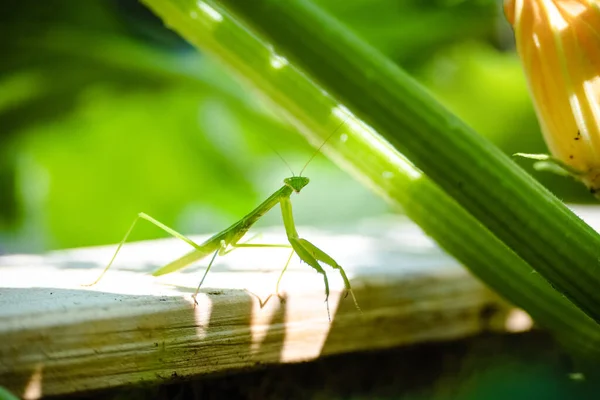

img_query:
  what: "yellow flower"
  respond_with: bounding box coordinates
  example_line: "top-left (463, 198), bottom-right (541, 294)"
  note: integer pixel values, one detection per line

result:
top-left (505, 0), bottom-right (600, 194)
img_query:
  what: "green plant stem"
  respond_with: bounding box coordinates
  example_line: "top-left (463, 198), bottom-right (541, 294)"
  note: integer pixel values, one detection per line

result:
top-left (140, 0), bottom-right (600, 351)
top-left (212, 0), bottom-right (600, 324)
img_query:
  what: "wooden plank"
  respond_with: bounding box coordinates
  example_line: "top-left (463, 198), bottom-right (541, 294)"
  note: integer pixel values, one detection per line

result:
top-left (0, 216), bottom-right (527, 398)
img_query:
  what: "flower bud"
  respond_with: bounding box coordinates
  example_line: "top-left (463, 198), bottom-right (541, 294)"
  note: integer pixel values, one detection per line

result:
top-left (504, 0), bottom-right (600, 194)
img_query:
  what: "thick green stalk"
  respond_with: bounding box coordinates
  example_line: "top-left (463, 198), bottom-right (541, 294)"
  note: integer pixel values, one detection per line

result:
top-left (140, 0), bottom-right (600, 350)
top-left (210, 0), bottom-right (600, 323)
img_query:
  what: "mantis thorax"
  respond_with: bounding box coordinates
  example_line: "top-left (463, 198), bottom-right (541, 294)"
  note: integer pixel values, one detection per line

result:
top-left (284, 176), bottom-right (310, 193)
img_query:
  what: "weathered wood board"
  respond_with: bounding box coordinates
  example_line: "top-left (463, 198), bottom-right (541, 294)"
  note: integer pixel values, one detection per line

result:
top-left (0, 215), bottom-right (536, 398)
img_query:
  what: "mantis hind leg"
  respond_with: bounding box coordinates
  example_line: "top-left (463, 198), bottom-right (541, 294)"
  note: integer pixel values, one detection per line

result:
top-left (192, 247), bottom-right (221, 304)
top-left (257, 248), bottom-right (295, 309)
top-left (222, 236), bottom-right (292, 255)
top-left (276, 249), bottom-right (296, 296)
top-left (298, 238), bottom-right (361, 313)
top-left (196, 237), bottom-right (291, 303)
top-left (229, 237), bottom-right (295, 307)
top-left (85, 212), bottom-right (206, 286)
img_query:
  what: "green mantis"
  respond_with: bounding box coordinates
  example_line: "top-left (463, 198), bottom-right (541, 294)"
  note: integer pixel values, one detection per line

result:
top-left (89, 134), bottom-right (360, 320)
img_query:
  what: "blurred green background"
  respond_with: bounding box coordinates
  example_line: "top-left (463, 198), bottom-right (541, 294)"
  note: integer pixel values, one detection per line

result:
top-left (0, 0), bottom-right (594, 254)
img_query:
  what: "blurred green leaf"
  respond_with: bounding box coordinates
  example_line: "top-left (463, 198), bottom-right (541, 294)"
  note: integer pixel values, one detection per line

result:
top-left (1, 0), bottom-right (594, 257)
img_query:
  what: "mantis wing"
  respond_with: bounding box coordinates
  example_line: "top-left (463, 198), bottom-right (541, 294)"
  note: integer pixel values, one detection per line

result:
top-left (152, 246), bottom-right (217, 276)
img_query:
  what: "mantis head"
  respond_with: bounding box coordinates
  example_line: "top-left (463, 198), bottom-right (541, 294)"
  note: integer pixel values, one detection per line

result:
top-left (284, 176), bottom-right (310, 193)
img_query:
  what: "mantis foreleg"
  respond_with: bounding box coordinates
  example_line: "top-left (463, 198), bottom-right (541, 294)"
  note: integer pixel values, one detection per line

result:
top-left (279, 195), bottom-right (361, 320)
top-left (298, 238), bottom-right (361, 312)
top-left (289, 237), bottom-right (332, 320)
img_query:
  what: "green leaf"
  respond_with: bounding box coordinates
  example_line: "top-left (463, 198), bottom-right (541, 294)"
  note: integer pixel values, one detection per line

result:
top-left (514, 153), bottom-right (585, 177)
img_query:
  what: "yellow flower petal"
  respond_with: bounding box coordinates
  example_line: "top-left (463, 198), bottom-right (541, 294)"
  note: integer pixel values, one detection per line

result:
top-left (505, 0), bottom-right (600, 193)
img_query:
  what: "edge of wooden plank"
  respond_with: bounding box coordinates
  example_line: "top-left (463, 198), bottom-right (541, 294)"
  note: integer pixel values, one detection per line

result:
top-left (0, 218), bottom-right (526, 398)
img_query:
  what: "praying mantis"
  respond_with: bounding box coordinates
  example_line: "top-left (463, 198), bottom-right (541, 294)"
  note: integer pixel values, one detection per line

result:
top-left (88, 126), bottom-right (360, 319)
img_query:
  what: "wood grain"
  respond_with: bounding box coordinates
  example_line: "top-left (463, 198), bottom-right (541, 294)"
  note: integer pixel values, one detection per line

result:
top-left (0, 216), bottom-right (524, 398)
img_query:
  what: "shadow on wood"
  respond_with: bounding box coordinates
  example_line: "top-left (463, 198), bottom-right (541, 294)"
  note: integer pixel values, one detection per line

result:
top-left (0, 221), bottom-right (520, 398)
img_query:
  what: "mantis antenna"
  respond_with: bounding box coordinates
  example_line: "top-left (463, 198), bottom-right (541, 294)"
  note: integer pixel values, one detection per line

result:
top-left (272, 147), bottom-right (296, 177)
top-left (257, 132), bottom-right (296, 176)
top-left (299, 117), bottom-right (349, 177)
